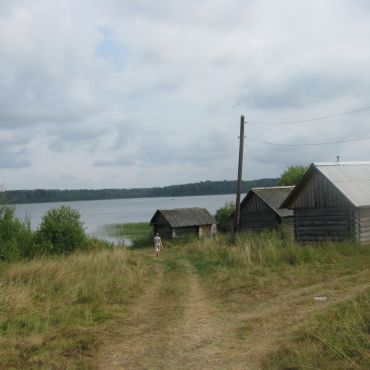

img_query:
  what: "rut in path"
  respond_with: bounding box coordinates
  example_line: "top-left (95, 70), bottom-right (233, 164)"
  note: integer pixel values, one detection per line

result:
top-left (96, 258), bottom-right (225, 370)
top-left (95, 253), bottom-right (370, 370)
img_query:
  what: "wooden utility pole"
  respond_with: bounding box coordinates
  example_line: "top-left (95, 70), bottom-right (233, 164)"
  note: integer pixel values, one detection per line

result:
top-left (231, 115), bottom-right (245, 244)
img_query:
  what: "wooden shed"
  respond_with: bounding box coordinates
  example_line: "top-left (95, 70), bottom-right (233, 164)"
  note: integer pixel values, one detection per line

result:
top-left (150, 207), bottom-right (217, 239)
top-left (281, 162), bottom-right (370, 243)
top-left (239, 186), bottom-right (295, 232)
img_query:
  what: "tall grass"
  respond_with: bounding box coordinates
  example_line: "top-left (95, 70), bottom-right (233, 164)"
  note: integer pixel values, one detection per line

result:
top-left (186, 230), bottom-right (369, 271)
top-left (265, 289), bottom-right (370, 370)
top-left (0, 248), bottom-right (148, 369)
top-left (184, 230), bottom-right (370, 301)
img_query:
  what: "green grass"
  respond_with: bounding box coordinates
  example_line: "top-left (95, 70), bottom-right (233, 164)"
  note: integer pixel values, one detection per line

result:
top-left (0, 248), bottom-right (150, 369)
top-left (98, 222), bottom-right (152, 247)
top-left (265, 289), bottom-right (370, 370)
top-left (183, 231), bottom-right (370, 369)
top-left (2, 230), bottom-right (370, 369)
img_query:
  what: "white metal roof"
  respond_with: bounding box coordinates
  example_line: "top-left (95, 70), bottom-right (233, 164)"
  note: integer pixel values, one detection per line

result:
top-left (314, 162), bottom-right (370, 207)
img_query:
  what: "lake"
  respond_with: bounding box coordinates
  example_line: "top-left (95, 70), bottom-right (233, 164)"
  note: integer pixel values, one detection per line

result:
top-left (14, 194), bottom-right (240, 243)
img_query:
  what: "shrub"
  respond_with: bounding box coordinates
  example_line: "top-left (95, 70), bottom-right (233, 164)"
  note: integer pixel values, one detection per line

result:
top-left (0, 204), bottom-right (34, 261)
top-left (35, 206), bottom-right (86, 255)
top-left (215, 201), bottom-right (235, 233)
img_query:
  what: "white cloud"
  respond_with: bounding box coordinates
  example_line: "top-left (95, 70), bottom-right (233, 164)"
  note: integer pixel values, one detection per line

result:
top-left (0, 0), bottom-right (370, 189)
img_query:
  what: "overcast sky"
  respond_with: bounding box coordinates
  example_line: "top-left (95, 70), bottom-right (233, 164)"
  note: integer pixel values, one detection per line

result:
top-left (1, 0), bottom-right (370, 190)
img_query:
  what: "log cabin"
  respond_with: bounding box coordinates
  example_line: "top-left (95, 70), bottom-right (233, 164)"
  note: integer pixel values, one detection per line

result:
top-left (150, 207), bottom-right (217, 239)
top-left (239, 186), bottom-right (295, 232)
top-left (281, 162), bottom-right (370, 243)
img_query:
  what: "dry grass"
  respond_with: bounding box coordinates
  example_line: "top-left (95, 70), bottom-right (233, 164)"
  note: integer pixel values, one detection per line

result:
top-left (0, 248), bottom-right (149, 369)
top-left (2, 232), bottom-right (370, 370)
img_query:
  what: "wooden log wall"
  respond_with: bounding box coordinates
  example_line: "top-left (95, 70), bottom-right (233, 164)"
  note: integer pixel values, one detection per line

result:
top-left (240, 193), bottom-right (282, 231)
top-left (281, 217), bottom-right (295, 233)
top-left (295, 207), bottom-right (354, 242)
top-left (153, 214), bottom-right (172, 239)
top-left (359, 207), bottom-right (370, 243)
top-left (173, 226), bottom-right (197, 237)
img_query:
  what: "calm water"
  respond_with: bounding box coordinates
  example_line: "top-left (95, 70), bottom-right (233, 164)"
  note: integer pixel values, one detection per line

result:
top-left (14, 194), bottom-right (240, 241)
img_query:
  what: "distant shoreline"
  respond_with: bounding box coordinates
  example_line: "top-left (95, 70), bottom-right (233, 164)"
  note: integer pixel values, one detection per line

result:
top-left (5, 178), bottom-right (278, 204)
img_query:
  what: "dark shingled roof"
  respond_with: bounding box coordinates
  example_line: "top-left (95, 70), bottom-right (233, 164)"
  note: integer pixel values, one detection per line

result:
top-left (150, 207), bottom-right (216, 228)
top-left (241, 186), bottom-right (294, 218)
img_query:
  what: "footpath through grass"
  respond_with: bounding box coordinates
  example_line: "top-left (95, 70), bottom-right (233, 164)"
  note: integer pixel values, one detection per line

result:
top-left (1, 230), bottom-right (370, 369)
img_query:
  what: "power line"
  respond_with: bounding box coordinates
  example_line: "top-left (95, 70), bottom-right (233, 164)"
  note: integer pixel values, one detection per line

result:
top-left (249, 105), bottom-right (370, 125)
top-left (250, 135), bottom-right (370, 147)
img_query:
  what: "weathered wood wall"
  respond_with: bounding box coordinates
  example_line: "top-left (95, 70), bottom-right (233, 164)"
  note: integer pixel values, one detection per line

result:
top-left (290, 171), bottom-right (351, 209)
top-left (281, 217), bottom-right (295, 233)
top-left (199, 225), bottom-right (212, 237)
top-left (173, 226), bottom-right (197, 237)
top-left (240, 193), bottom-right (281, 231)
top-left (359, 207), bottom-right (370, 243)
top-left (295, 207), bottom-right (354, 242)
top-left (152, 214), bottom-right (172, 239)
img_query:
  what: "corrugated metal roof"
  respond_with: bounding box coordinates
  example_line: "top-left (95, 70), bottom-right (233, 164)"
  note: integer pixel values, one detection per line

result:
top-left (314, 162), bottom-right (370, 207)
top-left (242, 186), bottom-right (294, 217)
top-left (150, 207), bottom-right (216, 228)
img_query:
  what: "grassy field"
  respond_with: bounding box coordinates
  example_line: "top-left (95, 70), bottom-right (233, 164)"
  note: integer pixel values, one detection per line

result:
top-left (97, 222), bottom-right (152, 247)
top-left (1, 231), bottom-right (370, 369)
top-left (0, 247), bottom-right (152, 369)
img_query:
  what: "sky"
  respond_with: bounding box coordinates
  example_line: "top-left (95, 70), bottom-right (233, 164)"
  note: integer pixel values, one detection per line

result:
top-left (1, 0), bottom-right (370, 190)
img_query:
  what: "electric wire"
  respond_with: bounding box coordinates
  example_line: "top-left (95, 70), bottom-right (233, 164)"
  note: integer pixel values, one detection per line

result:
top-left (249, 135), bottom-right (370, 147)
top-left (248, 105), bottom-right (370, 125)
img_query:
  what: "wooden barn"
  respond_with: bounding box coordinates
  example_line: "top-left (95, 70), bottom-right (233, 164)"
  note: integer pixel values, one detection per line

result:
top-left (281, 162), bottom-right (370, 243)
top-left (150, 207), bottom-right (217, 239)
top-left (239, 186), bottom-right (295, 232)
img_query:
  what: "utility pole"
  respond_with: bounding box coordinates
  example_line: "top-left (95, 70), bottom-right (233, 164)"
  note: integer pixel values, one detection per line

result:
top-left (231, 115), bottom-right (245, 244)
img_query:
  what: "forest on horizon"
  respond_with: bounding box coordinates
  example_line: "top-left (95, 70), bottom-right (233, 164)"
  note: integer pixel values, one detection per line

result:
top-left (4, 178), bottom-right (278, 204)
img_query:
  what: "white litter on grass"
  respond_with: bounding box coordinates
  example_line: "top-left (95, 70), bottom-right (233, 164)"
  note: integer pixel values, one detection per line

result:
top-left (314, 296), bottom-right (327, 301)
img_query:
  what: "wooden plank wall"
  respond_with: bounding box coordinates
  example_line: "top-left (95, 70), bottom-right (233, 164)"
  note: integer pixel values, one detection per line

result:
top-left (153, 214), bottom-right (172, 239)
top-left (281, 217), bottom-right (295, 233)
top-left (295, 207), bottom-right (353, 242)
top-left (359, 207), bottom-right (370, 243)
top-left (290, 171), bottom-right (351, 209)
top-left (173, 226), bottom-right (197, 237)
top-left (240, 193), bottom-right (280, 231)
top-left (199, 225), bottom-right (212, 237)
top-left (242, 193), bottom-right (271, 212)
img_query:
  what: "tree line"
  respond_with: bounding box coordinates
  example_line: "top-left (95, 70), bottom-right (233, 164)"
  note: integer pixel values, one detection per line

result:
top-left (4, 178), bottom-right (278, 204)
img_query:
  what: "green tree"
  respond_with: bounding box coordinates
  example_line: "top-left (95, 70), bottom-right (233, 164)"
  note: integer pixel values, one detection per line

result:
top-left (35, 206), bottom-right (86, 255)
top-left (0, 203), bottom-right (33, 260)
top-left (215, 201), bottom-right (235, 233)
top-left (278, 165), bottom-right (308, 186)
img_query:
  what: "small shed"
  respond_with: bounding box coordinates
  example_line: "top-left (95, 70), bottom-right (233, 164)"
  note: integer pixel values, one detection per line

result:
top-left (281, 162), bottom-right (370, 243)
top-left (239, 186), bottom-right (295, 232)
top-left (150, 207), bottom-right (217, 239)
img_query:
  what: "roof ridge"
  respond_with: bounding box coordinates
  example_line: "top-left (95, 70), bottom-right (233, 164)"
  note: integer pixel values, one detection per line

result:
top-left (314, 161), bottom-right (370, 166)
top-left (252, 186), bottom-right (294, 190)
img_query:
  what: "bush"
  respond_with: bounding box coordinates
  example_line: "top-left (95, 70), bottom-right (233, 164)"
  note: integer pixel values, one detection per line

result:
top-left (35, 206), bottom-right (86, 255)
top-left (215, 201), bottom-right (235, 233)
top-left (0, 204), bottom-right (34, 261)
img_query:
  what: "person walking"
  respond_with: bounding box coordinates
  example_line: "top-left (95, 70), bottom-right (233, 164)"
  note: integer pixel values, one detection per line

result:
top-left (153, 232), bottom-right (162, 257)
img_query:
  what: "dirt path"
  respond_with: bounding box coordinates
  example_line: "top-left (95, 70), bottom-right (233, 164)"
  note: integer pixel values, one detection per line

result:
top-left (159, 262), bottom-right (228, 369)
top-left (95, 252), bottom-right (370, 370)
